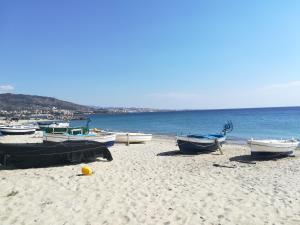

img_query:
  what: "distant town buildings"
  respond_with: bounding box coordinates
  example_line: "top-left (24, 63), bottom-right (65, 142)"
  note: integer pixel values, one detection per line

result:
top-left (0, 108), bottom-right (89, 120)
top-left (0, 107), bottom-right (166, 121)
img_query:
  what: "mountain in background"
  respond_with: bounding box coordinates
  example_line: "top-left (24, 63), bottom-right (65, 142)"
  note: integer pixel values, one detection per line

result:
top-left (0, 93), bottom-right (93, 111)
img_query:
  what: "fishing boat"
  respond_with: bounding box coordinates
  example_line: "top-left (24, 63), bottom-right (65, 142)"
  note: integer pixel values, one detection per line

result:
top-left (38, 121), bottom-right (70, 133)
top-left (177, 121), bottom-right (233, 154)
top-left (43, 118), bottom-right (116, 147)
top-left (115, 132), bottom-right (152, 144)
top-left (248, 139), bottom-right (299, 158)
top-left (0, 140), bottom-right (113, 169)
top-left (44, 131), bottom-right (116, 147)
top-left (0, 125), bottom-right (36, 135)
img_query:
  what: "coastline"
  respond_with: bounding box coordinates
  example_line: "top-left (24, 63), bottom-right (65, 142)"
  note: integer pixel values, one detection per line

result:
top-left (1, 136), bottom-right (300, 225)
top-left (153, 134), bottom-right (249, 145)
top-left (2, 105), bottom-right (300, 141)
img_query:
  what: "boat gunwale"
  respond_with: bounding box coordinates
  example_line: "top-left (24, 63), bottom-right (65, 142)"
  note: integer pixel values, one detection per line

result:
top-left (177, 136), bottom-right (226, 144)
top-left (248, 141), bottom-right (299, 148)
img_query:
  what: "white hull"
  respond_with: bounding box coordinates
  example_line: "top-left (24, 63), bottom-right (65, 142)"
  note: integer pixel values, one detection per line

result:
top-left (248, 139), bottom-right (299, 155)
top-left (115, 132), bottom-right (152, 143)
top-left (44, 133), bottom-right (116, 144)
top-left (0, 126), bottom-right (36, 135)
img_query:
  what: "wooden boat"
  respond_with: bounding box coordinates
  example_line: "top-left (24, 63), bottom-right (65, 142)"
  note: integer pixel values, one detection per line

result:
top-left (44, 132), bottom-right (116, 147)
top-left (0, 125), bottom-right (36, 135)
top-left (177, 134), bottom-right (226, 154)
top-left (0, 141), bottom-right (113, 169)
top-left (42, 118), bottom-right (116, 147)
top-left (38, 121), bottom-right (70, 129)
top-left (115, 132), bottom-right (152, 143)
top-left (38, 121), bottom-right (70, 133)
top-left (177, 121), bottom-right (233, 154)
top-left (248, 139), bottom-right (299, 158)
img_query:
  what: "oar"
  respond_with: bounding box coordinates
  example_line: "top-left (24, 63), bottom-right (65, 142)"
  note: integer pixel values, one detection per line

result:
top-left (215, 139), bottom-right (223, 155)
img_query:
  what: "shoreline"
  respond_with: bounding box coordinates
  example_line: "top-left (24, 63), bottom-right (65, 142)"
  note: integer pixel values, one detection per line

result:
top-left (1, 117), bottom-right (299, 142)
top-left (153, 134), bottom-right (249, 145)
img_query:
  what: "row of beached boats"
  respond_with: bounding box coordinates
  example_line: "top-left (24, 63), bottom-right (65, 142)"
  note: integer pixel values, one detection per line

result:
top-left (0, 119), bottom-right (298, 168)
top-left (176, 121), bottom-right (299, 158)
top-left (0, 120), bottom-right (152, 168)
top-left (0, 121), bottom-right (153, 145)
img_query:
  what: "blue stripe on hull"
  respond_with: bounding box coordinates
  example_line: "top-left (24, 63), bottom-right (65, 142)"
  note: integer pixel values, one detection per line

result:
top-left (251, 151), bottom-right (293, 159)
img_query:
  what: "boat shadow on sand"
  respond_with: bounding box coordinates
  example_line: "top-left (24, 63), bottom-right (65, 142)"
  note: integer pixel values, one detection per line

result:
top-left (229, 154), bottom-right (296, 164)
top-left (157, 150), bottom-right (222, 157)
top-left (157, 151), bottom-right (296, 163)
top-left (0, 158), bottom-right (111, 171)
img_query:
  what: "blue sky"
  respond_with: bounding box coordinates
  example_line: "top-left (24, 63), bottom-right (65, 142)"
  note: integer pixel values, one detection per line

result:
top-left (0, 0), bottom-right (299, 109)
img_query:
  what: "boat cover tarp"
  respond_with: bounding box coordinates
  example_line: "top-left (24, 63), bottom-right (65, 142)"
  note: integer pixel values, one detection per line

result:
top-left (0, 140), bottom-right (113, 169)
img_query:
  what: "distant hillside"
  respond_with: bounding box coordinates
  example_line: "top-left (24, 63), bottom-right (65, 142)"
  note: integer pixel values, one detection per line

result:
top-left (0, 93), bottom-right (93, 111)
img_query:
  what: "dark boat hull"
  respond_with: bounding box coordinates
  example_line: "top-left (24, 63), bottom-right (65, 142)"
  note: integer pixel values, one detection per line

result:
top-left (177, 139), bottom-right (224, 154)
top-left (0, 141), bottom-right (113, 169)
top-left (251, 151), bottom-right (293, 159)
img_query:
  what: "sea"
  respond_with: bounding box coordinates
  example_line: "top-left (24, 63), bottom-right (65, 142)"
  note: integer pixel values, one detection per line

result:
top-left (71, 107), bottom-right (300, 141)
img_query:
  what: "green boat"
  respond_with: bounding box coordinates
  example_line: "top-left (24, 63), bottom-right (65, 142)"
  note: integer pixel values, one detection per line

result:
top-left (44, 127), bottom-right (89, 135)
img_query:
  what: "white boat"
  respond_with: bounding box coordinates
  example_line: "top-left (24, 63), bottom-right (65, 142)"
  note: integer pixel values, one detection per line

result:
top-left (0, 125), bottom-right (36, 135)
top-left (38, 121), bottom-right (70, 134)
top-left (38, 121), bottom-right (70, 129)
top-left (44, 132), bottom-right (116, 147)
top-left (115, 132), bottom-right (152, 143)
top-left (248, 139), bottom-right (299, 158)
top-left (21, 122), bottom-right (40, 130)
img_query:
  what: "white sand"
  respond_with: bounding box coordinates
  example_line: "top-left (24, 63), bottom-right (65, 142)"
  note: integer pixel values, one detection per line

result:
top-left (0, 131), bottom-right (44, 143)
top-left (1, 137), bottom-right (300, 225)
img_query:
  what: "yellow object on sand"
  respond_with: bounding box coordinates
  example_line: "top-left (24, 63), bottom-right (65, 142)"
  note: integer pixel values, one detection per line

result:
top-left (81, 166), bottom-right (93, 176)
top-left (93, 128), bottom-right (100, 133)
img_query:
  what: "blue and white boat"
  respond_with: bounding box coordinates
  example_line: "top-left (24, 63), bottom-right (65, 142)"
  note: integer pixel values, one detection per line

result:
top-left (177, 121), bottom-right (233, 154)
top-left (0, 125), bottom-right (36, 135)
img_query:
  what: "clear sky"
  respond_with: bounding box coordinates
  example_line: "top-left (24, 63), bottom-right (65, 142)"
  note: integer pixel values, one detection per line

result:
top-left (0, 0), bottom-right (299, 109)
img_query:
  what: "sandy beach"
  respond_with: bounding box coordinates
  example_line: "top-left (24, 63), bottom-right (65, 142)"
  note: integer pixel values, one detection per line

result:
top-left (1, 136), bottom-right (300, 225)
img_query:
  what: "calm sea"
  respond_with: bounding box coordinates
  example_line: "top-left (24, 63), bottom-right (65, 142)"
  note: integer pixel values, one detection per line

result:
top-left (71, 107), bottom-right (300, 140)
